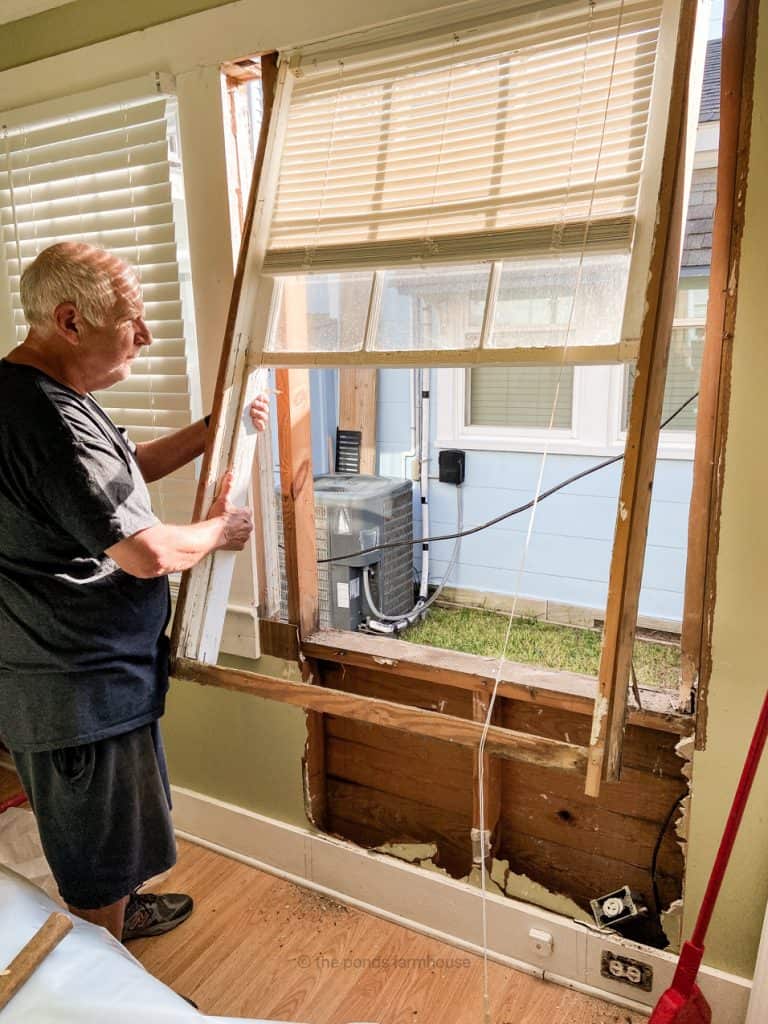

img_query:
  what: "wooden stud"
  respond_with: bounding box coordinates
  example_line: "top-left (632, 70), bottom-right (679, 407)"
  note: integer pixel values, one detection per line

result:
top-left (472, 692), bottom-right (502, 869)
top-left (276, 368), bottom-right (318, 639)
top-left (174, 658), bottom-right (590, 773)
top-left (275, 366), bottom-right (325, 825)
top-left (338, 368), bottom-right (378, 473)
top-left (679, 0), bottom-right (759, 745)
top-left (586, 0), bottom-right (700, 796)
top-left (258, 619), bottom-right (299, 662)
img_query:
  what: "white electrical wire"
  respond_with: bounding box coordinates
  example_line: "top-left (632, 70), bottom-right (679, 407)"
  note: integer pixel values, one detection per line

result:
top-left (475, 3), bottom-right (626, 1019)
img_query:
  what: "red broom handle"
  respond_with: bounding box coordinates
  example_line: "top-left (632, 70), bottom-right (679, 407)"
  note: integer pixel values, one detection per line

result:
top-left (690, 688), bottom-right (768, 948)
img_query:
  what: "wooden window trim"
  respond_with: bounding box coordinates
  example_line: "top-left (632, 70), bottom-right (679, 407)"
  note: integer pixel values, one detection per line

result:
top-left (679, 0), bottom-right (759, 748)
top-left (584, 0), bottom-right (701, 795)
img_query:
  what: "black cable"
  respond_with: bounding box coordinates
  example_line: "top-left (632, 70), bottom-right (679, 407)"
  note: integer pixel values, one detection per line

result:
top-left (316, 391), bottom-right (699, 565)
top-left (651, 792), bottom-right (687, 920)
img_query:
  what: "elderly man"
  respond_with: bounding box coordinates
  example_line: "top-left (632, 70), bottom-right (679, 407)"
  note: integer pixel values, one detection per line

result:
top-left (0, 242), bottom-right (268, 943)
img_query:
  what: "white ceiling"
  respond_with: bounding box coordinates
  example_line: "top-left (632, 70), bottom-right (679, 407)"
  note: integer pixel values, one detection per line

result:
top-left (0, 0), bottom-right (77, 26)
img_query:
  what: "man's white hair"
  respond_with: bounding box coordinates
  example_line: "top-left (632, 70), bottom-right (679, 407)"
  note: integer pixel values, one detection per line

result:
top-left (20, 242), bottom-right (126, 329)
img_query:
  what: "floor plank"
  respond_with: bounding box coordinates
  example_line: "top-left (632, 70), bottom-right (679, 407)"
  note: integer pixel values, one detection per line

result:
top-left (0, 763), bottom-right (24, 803)
top-left (132, 840), bottom-right (644, 1024)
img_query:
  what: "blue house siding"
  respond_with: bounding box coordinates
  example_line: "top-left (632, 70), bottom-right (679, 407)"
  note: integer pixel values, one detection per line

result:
top-left (279, 366), bottom-right (693, 628)
top-left (372, 370), bottom-right (694, 628)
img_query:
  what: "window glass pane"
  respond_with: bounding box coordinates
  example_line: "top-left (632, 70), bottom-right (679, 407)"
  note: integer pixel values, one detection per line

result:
top-left (468, 365), bottom-right (574, 430)
top-left (674, 278), bottom-right (710, 319)
top-left (488, 253), bottom-right (629, 349)
top-left (269, 272), bottom-right (373, 352)
top-left (623, 326), bottom-right (704, 432)
top-left (373, 265), bottom-right (488, 352)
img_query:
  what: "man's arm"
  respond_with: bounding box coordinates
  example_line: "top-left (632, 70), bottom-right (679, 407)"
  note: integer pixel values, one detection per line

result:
top-left (133, 395), bottom-right (271, 483)
top-left (133, 418), bottom-right (207, 484)
top-left (106, 471), bottom-right (252, 577)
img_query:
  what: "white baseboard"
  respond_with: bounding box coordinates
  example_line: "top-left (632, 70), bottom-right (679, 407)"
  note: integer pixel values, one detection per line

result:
top-left (171, 785), bottom-right (751, 1022)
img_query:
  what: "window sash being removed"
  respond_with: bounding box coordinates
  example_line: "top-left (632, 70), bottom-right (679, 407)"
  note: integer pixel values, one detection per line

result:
top-left (250, 0), bottom-right (682, 366)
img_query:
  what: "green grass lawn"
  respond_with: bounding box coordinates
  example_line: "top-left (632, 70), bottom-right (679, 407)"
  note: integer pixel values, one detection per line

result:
top-left (403, 605), bottom-right (681, 689)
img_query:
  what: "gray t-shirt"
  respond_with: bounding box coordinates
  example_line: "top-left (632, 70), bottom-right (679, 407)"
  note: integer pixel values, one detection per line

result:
top-left (0, 359), bottom-right (171, 752)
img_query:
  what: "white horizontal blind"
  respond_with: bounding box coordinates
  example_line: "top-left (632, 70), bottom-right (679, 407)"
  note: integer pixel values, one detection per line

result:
top-left (0, 91), bottom-right (197, 524)
top-left (469, 365), bottom-right (574, 429)
top-left (265, 0), bottom-right (663, 274)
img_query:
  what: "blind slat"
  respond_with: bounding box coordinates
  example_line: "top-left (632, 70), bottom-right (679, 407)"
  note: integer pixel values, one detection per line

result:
top-left (0, 182), bottom-right (172, 227)
top-left (267, 0), bottom-right (663, 271)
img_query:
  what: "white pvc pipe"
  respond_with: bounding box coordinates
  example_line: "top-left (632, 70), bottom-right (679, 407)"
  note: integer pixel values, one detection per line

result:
top-left (401, 368), bottom-right (417, 480)
top-left (419, 367), bottom-right (430, 600)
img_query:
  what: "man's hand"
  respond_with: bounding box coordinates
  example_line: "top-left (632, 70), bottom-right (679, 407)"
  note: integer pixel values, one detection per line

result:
top-left (207, 470), bottom-right (253, 551)
top-left (249, 393), bottom-right (270, 433)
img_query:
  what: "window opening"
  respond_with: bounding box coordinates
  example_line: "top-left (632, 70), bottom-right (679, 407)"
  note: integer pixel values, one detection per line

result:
top-left (173, 0), bottom-right (710, 807)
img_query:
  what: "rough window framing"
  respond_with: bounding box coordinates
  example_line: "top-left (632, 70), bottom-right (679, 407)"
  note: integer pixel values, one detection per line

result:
top-left (171, 0), bottom-right (746, 800)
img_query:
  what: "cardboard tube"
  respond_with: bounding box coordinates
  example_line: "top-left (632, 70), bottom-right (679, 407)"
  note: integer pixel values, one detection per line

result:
top-left (0, 912), bottom-right (73, 1012)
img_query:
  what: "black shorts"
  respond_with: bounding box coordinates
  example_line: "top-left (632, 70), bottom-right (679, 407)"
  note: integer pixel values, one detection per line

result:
top-left (10, 721), bottom-right (176, 909)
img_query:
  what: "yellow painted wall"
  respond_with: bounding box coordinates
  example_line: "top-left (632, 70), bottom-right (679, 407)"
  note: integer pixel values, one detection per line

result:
top-left (163, 656), bottom-right (309, 828)
top-left (682, 2), bottom-right (768, 979)
top-left (0, 0), bottom-right (234, 71)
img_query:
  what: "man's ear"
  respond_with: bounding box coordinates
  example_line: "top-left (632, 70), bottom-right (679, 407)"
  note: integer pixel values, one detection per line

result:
top-left (51, 302), bottom-right (80, 345)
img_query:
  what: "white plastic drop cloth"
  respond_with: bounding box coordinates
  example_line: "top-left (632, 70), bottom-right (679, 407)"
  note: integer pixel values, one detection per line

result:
top-left (0, 865), bottom-right (314, 1024)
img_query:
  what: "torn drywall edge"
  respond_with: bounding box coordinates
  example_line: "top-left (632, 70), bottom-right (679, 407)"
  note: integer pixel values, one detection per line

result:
top-left (662, 898), bottom-right (685, 951)
top-left (661, 731), bottom-right (695, 953)
top-left (489, 856), bottom-right (594, 925)
top-left (371, 841), bottom-right (592, 925)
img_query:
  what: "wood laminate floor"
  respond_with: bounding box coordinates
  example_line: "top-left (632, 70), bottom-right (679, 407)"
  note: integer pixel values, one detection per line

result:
top-left (0, 765), bottom-right (643, 1023)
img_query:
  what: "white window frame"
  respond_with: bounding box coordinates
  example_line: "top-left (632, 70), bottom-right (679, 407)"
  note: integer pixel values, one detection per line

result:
top-left (439, 357), bottom-right (700, 459)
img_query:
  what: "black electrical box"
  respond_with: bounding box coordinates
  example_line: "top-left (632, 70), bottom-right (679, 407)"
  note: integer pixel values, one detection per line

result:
top-left (439, 449), bottom-right (465, 486)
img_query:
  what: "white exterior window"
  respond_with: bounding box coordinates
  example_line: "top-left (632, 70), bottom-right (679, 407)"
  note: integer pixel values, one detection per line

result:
top-left (439, 275), bottom-right (708, 459)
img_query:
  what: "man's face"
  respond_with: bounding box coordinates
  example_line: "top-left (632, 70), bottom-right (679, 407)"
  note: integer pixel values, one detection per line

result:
top-left (78, 264), bottom-right (153, 390)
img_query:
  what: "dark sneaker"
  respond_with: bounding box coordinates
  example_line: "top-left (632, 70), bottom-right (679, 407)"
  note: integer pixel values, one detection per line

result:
top-left (122, 891), bottom-right (194, 941)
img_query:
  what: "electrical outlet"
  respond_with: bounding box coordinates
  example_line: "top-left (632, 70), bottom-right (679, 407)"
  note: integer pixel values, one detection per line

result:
top-left (600, 951), bottom-right (653, 992)
top-left (590, 885), bottom-right (646, 928)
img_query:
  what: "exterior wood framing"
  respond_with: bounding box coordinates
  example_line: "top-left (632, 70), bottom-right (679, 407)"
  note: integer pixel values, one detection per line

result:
top-left (276, 368), bottom-right (318, 639)
top-left (173, 657), bottom-right (589, 772)
top-left (679, 0), bottom-right (759, 746)
top-left (585, 0), bottom-right (700, 796)
top-left (275, 367), bottom-right (326, 826)
top-left (302, 630), bottom-right (692, 736)
top-left (338, 368), bottom-right (378, 474)
top-left (472, 691), bottom-right (502, 869)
